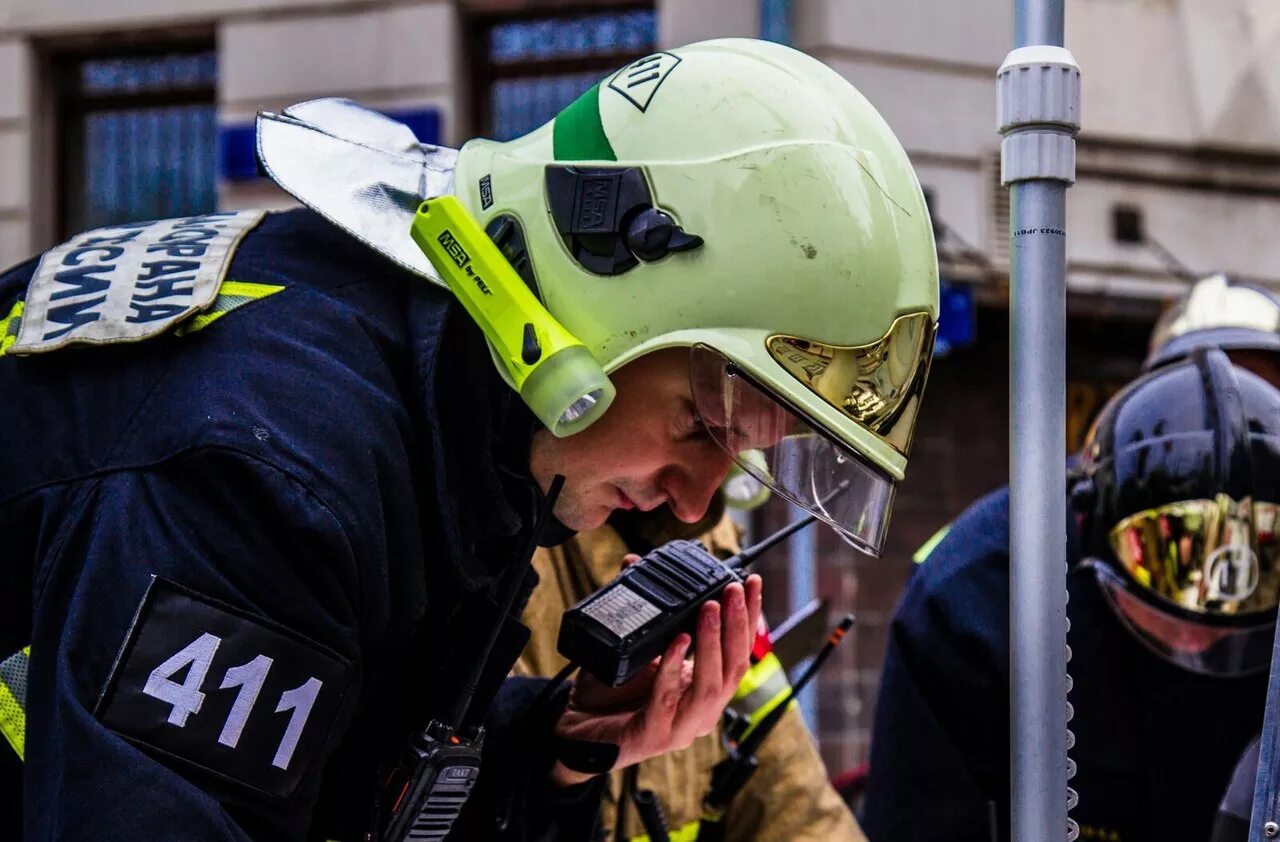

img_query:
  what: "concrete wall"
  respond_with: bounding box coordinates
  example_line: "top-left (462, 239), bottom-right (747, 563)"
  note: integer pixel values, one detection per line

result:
top-left (217, 0), bottom-right (462, 210)
top-left (0, 0), bottom-right (352, 36)
top-left (0, 38), bottom-right (34, 262)
top-left (793, 0), bottom-right (1280, 296)
top-left (0, 0), bottom-right (464, 256)
top-left (657, 0), bottom-right (757, 46)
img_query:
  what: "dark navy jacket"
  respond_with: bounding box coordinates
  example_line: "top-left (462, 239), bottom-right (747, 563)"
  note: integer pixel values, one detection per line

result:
top-left (863, 487), bottom-right (1268, 842)
top-left (1209, 735), bottom-right (1259, 842)
top-left (0, 208), bottom-right (596, 840)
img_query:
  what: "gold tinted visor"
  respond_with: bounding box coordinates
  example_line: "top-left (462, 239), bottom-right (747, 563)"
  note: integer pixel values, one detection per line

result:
top-left (1108, 495), bottom-right (1280, 617)
top-left (766, 312), bottom-right (936, 456)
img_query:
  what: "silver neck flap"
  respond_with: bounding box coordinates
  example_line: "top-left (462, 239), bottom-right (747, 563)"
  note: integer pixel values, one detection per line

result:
top-left (256, 97), bottom-right (458, 285)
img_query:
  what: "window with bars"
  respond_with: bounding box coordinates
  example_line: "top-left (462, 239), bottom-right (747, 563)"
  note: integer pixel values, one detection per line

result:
top-left (54, 44), bottom-right (217, 238)
top-left (470, 6), bottom-right (656, 142)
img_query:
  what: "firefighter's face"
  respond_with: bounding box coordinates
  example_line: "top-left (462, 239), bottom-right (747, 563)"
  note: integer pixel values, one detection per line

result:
top-left (530, 348), bottom-right (736, 532)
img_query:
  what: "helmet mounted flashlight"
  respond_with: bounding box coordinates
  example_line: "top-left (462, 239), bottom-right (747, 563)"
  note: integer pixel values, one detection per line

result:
top-left (411, 196), bottom-right (614, 436)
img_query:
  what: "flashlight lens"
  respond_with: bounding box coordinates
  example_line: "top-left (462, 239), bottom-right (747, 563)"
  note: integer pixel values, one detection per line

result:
top-left (560, 389), bottom-right (604, 424)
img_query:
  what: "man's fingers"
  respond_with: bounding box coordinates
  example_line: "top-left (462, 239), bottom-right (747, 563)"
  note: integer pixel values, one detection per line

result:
top-left (688, 600), bottom-right (724, 710)
top-left (720, 582), bottom-right (751, 687)
top-left (650, 633), bottom-right (690, 718)
top-left (622, 553), bottom-right (642, 568)
top-left (744, 574), bottom-right (764, 652)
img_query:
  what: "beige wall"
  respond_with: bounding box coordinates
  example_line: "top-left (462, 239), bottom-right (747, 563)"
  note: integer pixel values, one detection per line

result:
top-left (657, 0), bottom-right (756, 47)
top-left (0, 0), bottom-right (464, 258)
top-left (1, 0), bottom-right (1279, 292)
top-left (217, 0), bottom-right (462, 209)
top-left (0, 37), bottom-right (33, 261)
top-left (0, 0), bottom-right (351, 36)
top-left (791, 0), bottom-right (1280, 294)
top-left (797, 0), bottom-right (1010, 70)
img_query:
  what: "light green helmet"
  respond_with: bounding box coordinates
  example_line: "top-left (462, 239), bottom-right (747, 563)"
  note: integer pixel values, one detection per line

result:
top-left (453, 38), bottom-right (939, 555)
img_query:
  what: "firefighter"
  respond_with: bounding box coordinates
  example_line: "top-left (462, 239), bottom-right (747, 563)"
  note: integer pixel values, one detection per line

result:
top-left (863, 275), bottom-right (1280, 841)
top-left (0, 38), bottom-right (938, 840)
top-left (1209, 735), bottom-right (1260, 842)
top-left (516, 496), bottom-right (865, 841)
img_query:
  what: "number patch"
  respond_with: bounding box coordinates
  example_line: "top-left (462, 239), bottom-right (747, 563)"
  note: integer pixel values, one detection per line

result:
top-left (97, 578), bottom-right (351, 798)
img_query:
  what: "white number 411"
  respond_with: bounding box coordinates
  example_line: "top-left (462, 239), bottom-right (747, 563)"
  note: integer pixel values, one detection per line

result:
top-left (141, 632), bottom-right (323, 771)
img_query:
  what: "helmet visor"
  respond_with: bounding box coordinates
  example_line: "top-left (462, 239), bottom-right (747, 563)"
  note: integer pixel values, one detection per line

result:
top-left (1107, 495), bottom-right (1280, 617)
top-left (1086, 560), bottom-right (1275, 676)
top-left (691, 344), bottom-right (895, 555)
top-left (721, 451), bottom-right (773, 510)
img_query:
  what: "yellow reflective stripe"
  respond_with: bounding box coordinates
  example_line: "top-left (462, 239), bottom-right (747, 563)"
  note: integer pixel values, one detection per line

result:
top-left (630, 819), bottom-right (701, 842)
top-left (730, 651), bottom-right (792, 732)
top-left (177, 280), bottom-right (285, 335)
top-left (0, 299), bottom-right (24, 357)
top-left (913, 524), bottom-right (952, 564)
top-left (0, 646), bottom-right (30, 761)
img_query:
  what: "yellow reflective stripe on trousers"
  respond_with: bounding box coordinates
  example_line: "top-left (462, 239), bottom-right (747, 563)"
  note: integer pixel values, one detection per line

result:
top-left (176, 280), bottom-right (285, 335)
top-left (0, 299), bottom-right (24, 356)
top-left (630, 819), bottom-right (701, 842)
top-left (0, 646), bottom-right (30, 761)
top-left (729, 651), bottom-right (791, 733)
top-left (913, 524), bottom-right (952, 564)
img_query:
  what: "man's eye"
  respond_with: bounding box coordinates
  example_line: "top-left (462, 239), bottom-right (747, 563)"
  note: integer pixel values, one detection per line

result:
top-left (682, 409), bottom-right (709, 441)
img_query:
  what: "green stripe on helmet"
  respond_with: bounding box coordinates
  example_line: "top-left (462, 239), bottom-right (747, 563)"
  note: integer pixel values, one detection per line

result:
top-left (553, 83), bottom-right (617, 162)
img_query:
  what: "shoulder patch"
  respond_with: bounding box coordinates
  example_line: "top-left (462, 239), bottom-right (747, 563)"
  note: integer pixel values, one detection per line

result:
top-left (13, 210), bottom-right (265, 354)
top-left (607, 52), bottom-right (682, 113)
top-left (96, 577), bottom-right (352, 799)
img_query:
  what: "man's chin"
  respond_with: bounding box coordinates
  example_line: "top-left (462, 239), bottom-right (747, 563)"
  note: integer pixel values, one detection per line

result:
top-left (553, 501), bottom-right (611, 534)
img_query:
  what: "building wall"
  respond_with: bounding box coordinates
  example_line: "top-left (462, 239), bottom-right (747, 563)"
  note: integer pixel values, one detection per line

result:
top-left (4, 0), bottom-right (1278, 278)
top-left (0, 38), bottom-right (34, 261)
top-left (217, 1), bottom-right (464, 211)
top-left (0, 0), bottom-right (468, 256)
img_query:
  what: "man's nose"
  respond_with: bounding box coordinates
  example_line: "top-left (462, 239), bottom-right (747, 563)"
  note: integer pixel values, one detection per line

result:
top-left (666, 444), bottom-right (736, 523)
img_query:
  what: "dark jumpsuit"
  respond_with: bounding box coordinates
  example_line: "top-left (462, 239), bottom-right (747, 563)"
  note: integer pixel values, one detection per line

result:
top-left (0, 208), bottom-right (598, 840)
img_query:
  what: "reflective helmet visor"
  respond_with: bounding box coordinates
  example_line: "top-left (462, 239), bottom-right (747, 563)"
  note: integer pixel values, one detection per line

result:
top-left (691, 345), bottom-right (897, 555)
top-left (1107, 495), bottom-right (1280, 617)
top-left (1086, 560), bottom-right (1275, 676)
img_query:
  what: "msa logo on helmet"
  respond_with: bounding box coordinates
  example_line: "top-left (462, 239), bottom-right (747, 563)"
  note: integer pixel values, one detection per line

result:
top-left (608, 52), bottom-right (682, 113)
top-left (576, 177), bottom-right (618, 231)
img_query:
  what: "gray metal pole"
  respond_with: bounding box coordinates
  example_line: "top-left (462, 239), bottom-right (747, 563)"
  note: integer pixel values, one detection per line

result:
top-left (999, 1), bottom-right (1080, 839)
top-left (1248, 611), bottom-right (1280, 839)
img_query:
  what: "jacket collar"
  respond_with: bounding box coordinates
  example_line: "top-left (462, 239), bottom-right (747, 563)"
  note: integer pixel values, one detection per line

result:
top-left (406, 286), bottom-right (572, 592)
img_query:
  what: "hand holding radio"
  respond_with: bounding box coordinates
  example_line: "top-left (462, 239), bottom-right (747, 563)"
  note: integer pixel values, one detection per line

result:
top-left (550, 575), bottom-right (762, 788)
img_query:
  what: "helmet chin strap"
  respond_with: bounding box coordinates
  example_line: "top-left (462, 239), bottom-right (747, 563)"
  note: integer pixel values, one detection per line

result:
top-left (255, 97), bottom-right (459, 285)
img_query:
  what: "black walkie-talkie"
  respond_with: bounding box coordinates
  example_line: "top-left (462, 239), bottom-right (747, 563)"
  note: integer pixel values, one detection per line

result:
top-left (373, 477), bottom-right (565, 842)
top-left (557, 514), bottom-right (819, 686)
top-left (377, 720), bottom-right (484, 841)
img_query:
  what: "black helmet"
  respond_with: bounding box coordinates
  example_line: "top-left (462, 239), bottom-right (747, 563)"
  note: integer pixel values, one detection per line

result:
top-left (1144, 274), bottom-right (1280, 372)
top-left (1070, 348), bottom-right (1280, 674)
